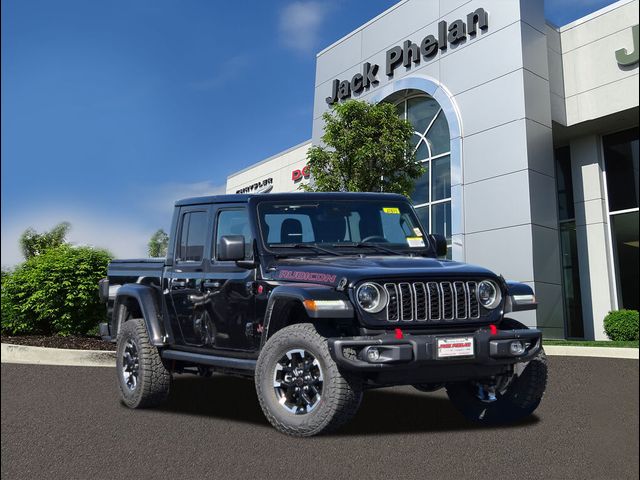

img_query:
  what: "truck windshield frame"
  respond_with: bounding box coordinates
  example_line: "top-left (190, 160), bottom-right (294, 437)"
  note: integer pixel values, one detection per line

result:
top-left (256, 199), bottom-right (433, 256)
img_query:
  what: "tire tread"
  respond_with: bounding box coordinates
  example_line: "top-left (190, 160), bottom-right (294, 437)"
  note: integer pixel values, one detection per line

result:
top-left (255, 323), bottom-right (362, 436)
top-left (117, 319), bottom-right (171, 408)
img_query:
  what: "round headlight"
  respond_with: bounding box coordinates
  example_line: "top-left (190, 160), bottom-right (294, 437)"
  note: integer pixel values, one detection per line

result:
top-left (477, 280), bottom-right (502, 309)
top-left (356, 282), bottom-right (387, 313)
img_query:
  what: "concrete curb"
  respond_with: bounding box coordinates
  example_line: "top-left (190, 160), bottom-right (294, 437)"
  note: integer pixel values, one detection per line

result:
top-left (543, 345), bottom-right (639, 359)
top-left (1, 342), bottom-right (638, 367)
top-left (1, 343), bottom-right (116, 367)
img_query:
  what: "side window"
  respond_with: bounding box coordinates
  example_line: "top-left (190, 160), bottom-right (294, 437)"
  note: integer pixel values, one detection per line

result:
top-left (215, 209), bottom-right (253, 260)
top-left (177, 211), bottom-right (207, 262)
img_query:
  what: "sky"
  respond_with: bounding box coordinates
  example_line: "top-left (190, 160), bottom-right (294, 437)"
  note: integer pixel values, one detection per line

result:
top-left (1, 0), bottom-right (621, 266)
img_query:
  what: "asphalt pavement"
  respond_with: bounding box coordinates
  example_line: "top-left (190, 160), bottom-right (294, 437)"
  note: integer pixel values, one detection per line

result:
top-left (2, 356), bottom-right (638, 480)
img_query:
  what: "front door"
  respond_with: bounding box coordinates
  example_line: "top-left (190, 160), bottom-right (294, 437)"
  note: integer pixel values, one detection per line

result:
top-left (166, 206), bottom-right (211, 346)
top-left (202, 206), bottom-right (257, 351)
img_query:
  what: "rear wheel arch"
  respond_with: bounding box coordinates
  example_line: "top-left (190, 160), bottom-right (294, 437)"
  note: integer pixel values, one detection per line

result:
top-left (112, 285), bottom-right (167, 345)
top-left (113, 296), bottom-right (143, 336)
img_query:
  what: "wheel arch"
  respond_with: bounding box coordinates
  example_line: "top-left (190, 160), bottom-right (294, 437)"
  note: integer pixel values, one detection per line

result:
top-left (113, 284), bottom-right (169, 346)
top-left (261, 284), bottom-right (356, 347)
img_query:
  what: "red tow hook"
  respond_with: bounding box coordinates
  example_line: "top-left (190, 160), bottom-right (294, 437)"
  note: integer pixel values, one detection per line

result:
top-left (395, 328), bottom-right (404, 339)
top-left (489, 324), bottom-right (498, 335)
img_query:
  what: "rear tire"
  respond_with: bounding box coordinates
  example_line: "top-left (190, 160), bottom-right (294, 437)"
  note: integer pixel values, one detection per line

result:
top-left (255, 323), bottom-right (363, 436)
top-left (446, 349), bottom-right (547, 423)
top-left (116, 318), bottom-right (171, 408)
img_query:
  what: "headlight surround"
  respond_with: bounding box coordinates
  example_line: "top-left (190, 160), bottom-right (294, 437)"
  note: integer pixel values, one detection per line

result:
top-left (356, 282), bottom-right (388, 313)
top-left (477, 280), bottom-right (502, 309)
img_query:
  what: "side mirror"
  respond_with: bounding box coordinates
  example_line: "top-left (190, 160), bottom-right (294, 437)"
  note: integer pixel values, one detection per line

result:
top-left (218, 235), bottom-right (245, 261)
top-left (429, 234), bottom-right (448, 257)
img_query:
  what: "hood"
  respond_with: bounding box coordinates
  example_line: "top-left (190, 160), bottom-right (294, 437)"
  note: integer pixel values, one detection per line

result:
top-left (265, 255), bottom-right (498, 287)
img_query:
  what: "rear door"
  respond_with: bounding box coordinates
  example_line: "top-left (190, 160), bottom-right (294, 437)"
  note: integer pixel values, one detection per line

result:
top-left (165, 205), bottom-right (212, 346)
top-left (202, 206), bottom-right (257, 351)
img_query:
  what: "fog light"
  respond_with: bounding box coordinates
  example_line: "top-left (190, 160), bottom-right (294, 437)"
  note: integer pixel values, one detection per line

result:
top-left (510, 341), bottom-right (525, 355)
top-left (367, 348), bottom-right (380, 362)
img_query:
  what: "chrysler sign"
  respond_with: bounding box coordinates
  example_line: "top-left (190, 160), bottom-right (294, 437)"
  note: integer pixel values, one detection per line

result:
top-left (326, 8), bottom-right (488, 105)
top-left (236, 177), bottom-right (273, 194)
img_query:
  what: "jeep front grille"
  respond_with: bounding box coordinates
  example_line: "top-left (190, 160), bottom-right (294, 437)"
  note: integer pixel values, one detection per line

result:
top-left (383, 281), bottom-right (480, 322)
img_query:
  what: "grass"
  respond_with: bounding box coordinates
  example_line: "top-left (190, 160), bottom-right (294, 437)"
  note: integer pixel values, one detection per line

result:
top-left (543, 339), bottom-right (639, 348)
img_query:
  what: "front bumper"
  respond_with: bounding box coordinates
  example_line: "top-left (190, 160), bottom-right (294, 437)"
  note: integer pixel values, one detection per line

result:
top-left (328, 326), bottom-right (542, 385)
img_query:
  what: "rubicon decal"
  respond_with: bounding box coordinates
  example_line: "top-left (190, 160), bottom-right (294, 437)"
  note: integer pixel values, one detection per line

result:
top-left (277, 270), bottom-right (337, 284)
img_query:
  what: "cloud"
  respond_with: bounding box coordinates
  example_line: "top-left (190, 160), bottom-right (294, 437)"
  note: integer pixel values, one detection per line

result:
top-left (0, 180), bottom-right (227, 268)
top-left (279, 1), bottom-right (329, 53)
top-left (1, 208), bottom-right (153, 268)
top-left (189, 55), bottom-right (250, 91)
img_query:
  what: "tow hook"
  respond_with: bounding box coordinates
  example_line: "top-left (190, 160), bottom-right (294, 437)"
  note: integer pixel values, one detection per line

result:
top-left (476, 383), bottom-right (497, 403)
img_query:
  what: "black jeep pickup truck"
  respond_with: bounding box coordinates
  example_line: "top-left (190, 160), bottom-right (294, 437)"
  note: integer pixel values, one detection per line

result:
top-left (99, 192), bottom-right (546, 436)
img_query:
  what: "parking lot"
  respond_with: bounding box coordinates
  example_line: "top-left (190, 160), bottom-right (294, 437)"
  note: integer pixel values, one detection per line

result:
top-left (1, 356), bottom-right (638, 480)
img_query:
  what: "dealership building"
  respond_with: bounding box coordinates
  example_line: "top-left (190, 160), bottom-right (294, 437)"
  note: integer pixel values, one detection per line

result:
top-left (227, 0), bottom-right (639, 340)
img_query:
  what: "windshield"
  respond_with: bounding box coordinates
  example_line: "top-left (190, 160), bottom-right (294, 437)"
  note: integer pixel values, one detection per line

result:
top-left (257, 200), bottom-right (432, 255)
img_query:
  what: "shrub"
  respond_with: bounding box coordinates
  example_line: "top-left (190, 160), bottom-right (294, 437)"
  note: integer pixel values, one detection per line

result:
top-left (603, 310), bottom-right (639, 341)
top-left (1, 245), bottom-right (112, 336)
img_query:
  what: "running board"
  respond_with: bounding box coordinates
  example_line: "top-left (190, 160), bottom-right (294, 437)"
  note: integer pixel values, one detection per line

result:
top-left (161, 350), bottom-right (256, 372)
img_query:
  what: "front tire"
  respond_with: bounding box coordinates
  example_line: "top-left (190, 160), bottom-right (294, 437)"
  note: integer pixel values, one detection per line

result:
top-left (255, 323), bottom-right (363, 437)
top-left (116, 318), bottom-right (171, 408)
top-left (446, 349), bottom-right (547, 423)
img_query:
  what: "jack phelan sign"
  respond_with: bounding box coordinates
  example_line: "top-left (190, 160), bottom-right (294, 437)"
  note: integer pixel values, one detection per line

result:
top-left (326, 8), bottom-right (488, 105)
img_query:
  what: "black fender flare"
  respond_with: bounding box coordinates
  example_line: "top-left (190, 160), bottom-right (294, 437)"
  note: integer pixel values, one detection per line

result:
top-left (113, 284), bottom-right (168, 346)
top-left (261, 283), bottom-right (354, 346)
top-left (504, 281), bottom-right (537, 312)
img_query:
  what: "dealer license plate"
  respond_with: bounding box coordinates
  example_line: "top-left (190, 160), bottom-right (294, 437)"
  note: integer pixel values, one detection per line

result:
top-left (437, 337), bottom-right (474, 358)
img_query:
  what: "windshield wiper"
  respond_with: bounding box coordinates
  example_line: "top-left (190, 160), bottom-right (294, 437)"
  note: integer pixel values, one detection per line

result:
top-left (332, 242), bottom-right (410, 256)
top-left (268, 243), bottom-right (342, 256)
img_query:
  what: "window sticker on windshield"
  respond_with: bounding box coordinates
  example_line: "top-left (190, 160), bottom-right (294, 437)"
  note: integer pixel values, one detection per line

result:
top-left (413, 228), bottom-right (423, 237)
top-left (383, 207), bottom-right (400, 214)
top-left (406, 236), bottom-right (425, 247)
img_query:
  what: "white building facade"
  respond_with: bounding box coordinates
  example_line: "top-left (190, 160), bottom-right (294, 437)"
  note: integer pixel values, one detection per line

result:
top-left (227, 0), bottom-right (639, 340)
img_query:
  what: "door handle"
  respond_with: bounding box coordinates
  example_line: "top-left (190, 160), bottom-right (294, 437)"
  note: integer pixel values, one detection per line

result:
top-left (203, 280), bottom-right (221, 289)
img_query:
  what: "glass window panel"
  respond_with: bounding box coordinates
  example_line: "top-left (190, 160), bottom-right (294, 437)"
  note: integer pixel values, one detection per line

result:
top-left (410, 163), bottom-right (429, 205)
top-left (178, 214), bottom-right (190, 261)
top-left (407, 96), bottom-right (440, 135)
top-left (611, 211), bottom-right (639, 310)
top-left (216, 209), bottom-right (253, 259)
top-left (431, 155), bottom-right (451, 201)
top-left (555, 146), bottom-right (575, 221)
top-left (603, 128), bottom-right (639, 212)
top-left (184, 211), bottom-right (207, 262)
top-left (432, 202), bottom-right (452, 259)
top-left (559, 222), bottom-right (584, 338)
top-left (395, 101), bottom-right (406, 119)
top-left (432, 201), bottom-right (451, 239)
top-left (263, 214), bottom-right (315, 244)
top-left (425, 111), bottom-right (450, 156)
top-left (414, 137), bottom-right (429, 160)
top-left (415, 206), bottom-right (429, 233)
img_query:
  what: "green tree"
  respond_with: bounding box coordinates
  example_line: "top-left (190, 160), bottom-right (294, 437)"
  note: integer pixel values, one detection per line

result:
top-left (302, 100), bottom-right (423, 195)
top-left (148, 229), bottom-right (169, 257)
top-left (19, 221), bottom-right (71, 259)
top-left (1, 244), bottom-right (112, 336)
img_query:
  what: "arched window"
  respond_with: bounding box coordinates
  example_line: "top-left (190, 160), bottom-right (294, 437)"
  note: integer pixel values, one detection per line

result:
top-left (396, 94), bottom-right (451, 257)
